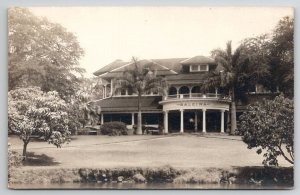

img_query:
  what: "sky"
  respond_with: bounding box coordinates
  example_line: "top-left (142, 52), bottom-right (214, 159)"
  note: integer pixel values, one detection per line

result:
top-left (29, 7), bottom-right (293, 77)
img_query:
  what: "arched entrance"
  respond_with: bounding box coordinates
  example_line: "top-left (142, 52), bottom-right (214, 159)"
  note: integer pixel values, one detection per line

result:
top-left (179, 86), bottom-right (189, 94)
top-left (168, 86), bottom-right (177, 95)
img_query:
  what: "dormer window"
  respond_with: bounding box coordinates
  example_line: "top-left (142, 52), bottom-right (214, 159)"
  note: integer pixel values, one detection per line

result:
top-left (189, 64), bottom-right (209, 72)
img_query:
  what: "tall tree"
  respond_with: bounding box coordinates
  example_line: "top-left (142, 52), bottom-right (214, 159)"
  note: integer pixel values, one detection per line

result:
top-left (8, 7), bottom-right (85, 100)
top-left (269, 16), bottom-right (294, 95)
top-left (209, 41), bottom-right (249, 134)
top-left (115, 57), bottom-right (165, 135)
top-left (241, 35), bottom-right (271, 90)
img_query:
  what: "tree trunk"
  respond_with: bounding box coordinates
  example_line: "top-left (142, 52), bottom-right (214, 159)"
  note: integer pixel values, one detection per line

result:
top-left (22, 141), bottom-right (29, 161)
top-left (230, 87), bottom-right (237, 135)
top-left (136, 93), bottom-right (143, 135)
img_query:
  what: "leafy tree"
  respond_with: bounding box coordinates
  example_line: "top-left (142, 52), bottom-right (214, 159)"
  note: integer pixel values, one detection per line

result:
top-left (8, 7), bottom-right (85, 100)
top-left (238, 94), bottom-right (294, 166)
top-left (8, 87), bottom-right (70, 160)
top-left (241, 35), bottom-right (271, 90)
top-left (269, 16), bottom-right (294, 95)
top-left (67, 78), bottom-right (102, 134)
top-left (240, 16), bottom-right (294, 95)
top-left (115, 57), bottom-right (166, 135)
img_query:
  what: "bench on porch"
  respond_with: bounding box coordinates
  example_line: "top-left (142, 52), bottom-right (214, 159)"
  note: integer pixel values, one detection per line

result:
top-left (143, 124), bottom-right (160, 135)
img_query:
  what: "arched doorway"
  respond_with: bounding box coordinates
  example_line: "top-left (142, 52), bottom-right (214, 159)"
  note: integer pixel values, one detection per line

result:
top-left (168, 86), bottom-right (177, 95)
top-left (179, 86), bottom-right (189, 94)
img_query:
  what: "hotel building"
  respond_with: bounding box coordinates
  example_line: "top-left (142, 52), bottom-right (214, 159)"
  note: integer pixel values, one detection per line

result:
top-left (93, 56), bottom-right (274, 134)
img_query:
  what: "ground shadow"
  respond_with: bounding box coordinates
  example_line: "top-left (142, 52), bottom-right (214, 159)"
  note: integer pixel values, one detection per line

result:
top-left (231, 166), bottom-right (294, 187)
top-left (23, 152), bottom-right (60, 166)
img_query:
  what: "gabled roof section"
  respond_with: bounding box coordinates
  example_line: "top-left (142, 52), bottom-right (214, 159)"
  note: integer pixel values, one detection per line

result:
top-left (93, 60), bottom-right (129, 76)
top-left (93, 56), bottom-right (216, 77)
top-left (151, 58), bottom-right (187, 73)
top-left (96, 59), bottom-right (178, 78)
top-left (111, 59), bottom-right (177, 76)
top-left (180, 55), bottom-right (215, 65)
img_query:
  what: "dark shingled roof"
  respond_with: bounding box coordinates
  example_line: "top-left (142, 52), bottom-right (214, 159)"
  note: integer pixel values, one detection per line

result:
top-left (93, 60), bottom-right (129, 76)
top-left (152, 58), bottom-right (187, 73)
top-left (95, 96), bottom-right (162, 112)
top-left (181, 56), bottom-right (215, 65)
top-left (111, 59), bottom-right (177, 75)
top-left (93, 56), bottom-right (216, 77)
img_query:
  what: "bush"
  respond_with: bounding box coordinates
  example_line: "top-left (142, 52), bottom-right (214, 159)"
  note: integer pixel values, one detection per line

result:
top-left (238, 94), bottom-right (294, 166)
top-left (8, 143), bottom-right (23, 183)
top-left (101, 122), bottom-right (128, 136)
top-left (77, 128), bottom-right (90, 135)
top-left (8, 146), bottom-right (22, 168)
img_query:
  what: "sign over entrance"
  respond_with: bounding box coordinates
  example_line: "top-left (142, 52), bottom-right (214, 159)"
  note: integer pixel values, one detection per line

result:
top-left (177, 102), bottom-right (210, 107)
top-left (160, 99), bottom-right (230, 111)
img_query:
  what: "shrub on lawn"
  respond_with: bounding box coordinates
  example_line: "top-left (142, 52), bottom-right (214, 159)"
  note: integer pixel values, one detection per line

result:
top-left (8, 143), bottom-right (23, 183)
top-left (8, 144), bottom-right (23, 168)
top-left (101, 122), bottom-right (128, 136)
top-left (77, 128), bottom-right (89, 135)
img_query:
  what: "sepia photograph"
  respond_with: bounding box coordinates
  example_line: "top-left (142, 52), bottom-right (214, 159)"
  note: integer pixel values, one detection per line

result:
top-left (7, 6), bottom-right (294, 189)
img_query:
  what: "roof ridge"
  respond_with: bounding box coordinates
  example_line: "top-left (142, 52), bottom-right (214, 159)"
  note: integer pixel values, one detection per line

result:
top-left (148, 59), bottom-right (178, 74)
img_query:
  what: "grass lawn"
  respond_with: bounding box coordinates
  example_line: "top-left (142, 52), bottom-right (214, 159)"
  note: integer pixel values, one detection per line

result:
top-left (8, 134), bottom-right (290, 169)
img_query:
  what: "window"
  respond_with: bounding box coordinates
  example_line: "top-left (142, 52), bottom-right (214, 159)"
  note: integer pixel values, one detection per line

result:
top-left (200, 65), bottom-right (208, 71)
top-left (189, 64), bottom-right (209, 72)
top-left (191, 65), bottom-right (199, 71)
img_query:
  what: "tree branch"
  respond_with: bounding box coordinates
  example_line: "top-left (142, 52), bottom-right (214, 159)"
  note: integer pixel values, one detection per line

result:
top-left (278, 143), bottom-right (294, 164)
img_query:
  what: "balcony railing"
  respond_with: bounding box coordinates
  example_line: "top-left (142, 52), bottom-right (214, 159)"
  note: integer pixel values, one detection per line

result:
top-left (163, 93), bottom-right (230, 101)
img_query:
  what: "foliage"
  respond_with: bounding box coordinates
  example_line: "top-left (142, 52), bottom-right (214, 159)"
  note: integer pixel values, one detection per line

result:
top-left (241, 34), bottom-right (271, 88)
top-left (8, 87), bottom-right (71, 159)
top-left (77, 128), bottom-right (91, 135)
top-left (100, 122), bottom-right (128, 136)
top-left (8, 7), bottom-right (85, 100)
top-left (8, 144), bottom-right (23, 168)
top-left (269, 16), bottom-right (294, 95)
top-left (241, 16), bottom-right (294, 95)
top-left (65, 76), bottom-right (105, 135)
top-left (209, 41), bottom-right (250, 134)
top-left (67, 88), bottom-right (101, 135)
top-left (115, 57), bottom-right (166, 134)
top-left (8, 143), bottom-right (23, 184)
top-left (238, 94), bottom-right (294, 166)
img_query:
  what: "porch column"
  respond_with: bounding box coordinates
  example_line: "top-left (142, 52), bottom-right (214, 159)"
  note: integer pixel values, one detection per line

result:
top-left (110, 79), bottom-right (113, 97)
top-left (104, 85), bottom-right (107, 98)
top-left (180, 109), bottom-right (184, 133)
top-left (100, 114), bottom-right (104, 125)
top-left (202, 109), bottom-right (206, 133)
top-left (126, 89), bottom-right (128, 96)
top-left (131, 112), bottom-right (135, 126)
top-left (194, 111), bottom-right (198, 131)
top-left (164, 111), bottom-right (169, 134)
top-left (221, 110), bottom-right (225, 133)
top-left (226, 110), bottom-right (230, 133)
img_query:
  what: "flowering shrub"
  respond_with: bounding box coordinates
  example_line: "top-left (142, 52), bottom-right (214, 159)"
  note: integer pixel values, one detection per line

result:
top-left (238, 94), bottom-right (294, 166)
top-left (101, 122), bottom-right (128, 136)
top-left (8, 87), bottom-right (71, 159)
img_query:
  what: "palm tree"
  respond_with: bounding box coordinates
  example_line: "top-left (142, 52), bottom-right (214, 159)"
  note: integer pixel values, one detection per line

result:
top-left (205, 41), bottom-right (248, 134)
top-left (115, 57), bottom-right (165, 135)
top-left (207, 41), bottom-right (270, 135)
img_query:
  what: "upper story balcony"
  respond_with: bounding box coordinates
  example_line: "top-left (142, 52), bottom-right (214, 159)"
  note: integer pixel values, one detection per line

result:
top-left (163, 93), bottom-right (231, 101)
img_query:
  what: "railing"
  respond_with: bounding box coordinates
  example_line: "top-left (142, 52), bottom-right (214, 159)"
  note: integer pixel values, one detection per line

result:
top-left (164, 93), bottom-right (230, 101)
